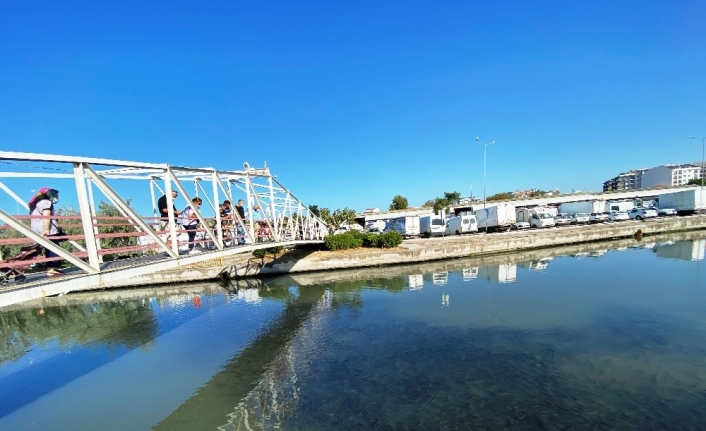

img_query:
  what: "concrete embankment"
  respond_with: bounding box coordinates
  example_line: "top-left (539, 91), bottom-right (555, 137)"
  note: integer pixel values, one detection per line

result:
top-left (5, 228), bottom-right (704, 312)
top-left (224, 215), bottom-right (706, 277)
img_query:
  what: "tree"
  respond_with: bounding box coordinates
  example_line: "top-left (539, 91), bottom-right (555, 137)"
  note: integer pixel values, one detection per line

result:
top-left (331, 208), bottom-right (357, 230)
top-left (422, 199), bottom-right (436, 208)
top-left (687, 179), bottom-right (703, 186)
top-left (308, 205), bottom-right (321, 217)
top-left (318, 207), bottom-right (357, 232)
top-left (427, 191), bottom-right (462, 214)
top-left (94, 200), bottom-right (139, 260)
top-left (443, 192), bottom-right (461, 205)
top-left (487, 192), bottom-right (513, 201)
top-left (389, 195), bottom-right (409, 211)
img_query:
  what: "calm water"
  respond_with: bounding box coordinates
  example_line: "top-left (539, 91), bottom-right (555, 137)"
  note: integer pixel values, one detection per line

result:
top-left (2, 233), bottom-right (706, 430)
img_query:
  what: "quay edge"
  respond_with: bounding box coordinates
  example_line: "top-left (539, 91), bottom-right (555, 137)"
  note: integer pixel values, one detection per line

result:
top-left (3, 216), bottom-right (706, 303)
top-left (221, 215), bottom-right (706, 277)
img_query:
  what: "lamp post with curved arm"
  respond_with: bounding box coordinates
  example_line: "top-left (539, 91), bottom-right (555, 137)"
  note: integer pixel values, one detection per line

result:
top-left (689, 136), bottom-right (706, 212)
top-left (475, 136), bottom-right (495, 209)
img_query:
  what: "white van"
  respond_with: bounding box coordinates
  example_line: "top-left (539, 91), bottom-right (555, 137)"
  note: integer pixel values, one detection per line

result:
top-left (420, 215), bottom-right (446, 237)
top-left (445, 215), bottom-right (478, 235)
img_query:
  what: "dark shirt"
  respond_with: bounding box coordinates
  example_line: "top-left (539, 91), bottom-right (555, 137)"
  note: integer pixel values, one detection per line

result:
top-left (235, 205), bottom-right (245, 220)
top-left (221, 206), bottom-right (233, 218)
top-left (158, 195), bottom-right (177, 217)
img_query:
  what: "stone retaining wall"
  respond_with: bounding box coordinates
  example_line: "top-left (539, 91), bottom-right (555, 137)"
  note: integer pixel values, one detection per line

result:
top-left (232, 216), bottom-right (706, 277)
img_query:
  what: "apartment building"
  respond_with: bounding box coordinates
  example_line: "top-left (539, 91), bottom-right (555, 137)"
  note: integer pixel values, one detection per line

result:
top-left (641, 163), bottom-right (704, 188)
top-left (602, 169), bottom-right (648, 191)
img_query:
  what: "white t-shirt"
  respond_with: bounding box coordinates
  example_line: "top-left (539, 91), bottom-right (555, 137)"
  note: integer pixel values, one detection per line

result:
top-left (30, 199), bottom-right (59, 235)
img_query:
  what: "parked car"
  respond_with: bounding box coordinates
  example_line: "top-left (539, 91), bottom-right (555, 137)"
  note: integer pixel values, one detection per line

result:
top-left (658, 208), bottom-right (678, 216)
top-left (609, 211), bottom-right (629, 222)
top-left (571, 213), bottom-right (590, 224)
top-left (554, 214), bottom-right (572, 226)
top-left (628, 207), bottom-right (658, 220)
top-left (514, 221), bottom-right (530, 230)
top-left (367, 227), bottom-right (384, 235)
top-left (589, 212), bottom-right (609, 223)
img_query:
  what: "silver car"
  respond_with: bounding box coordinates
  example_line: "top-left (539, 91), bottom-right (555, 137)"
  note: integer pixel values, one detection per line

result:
top-left (609, 211), bottom-right (629, 221)
top-left (571, 213), bottom-right (590, 224)
top-left (658, 208), bottom-right (677, 216)
top-left (589, 212), bottom-right (609, 223)
top-left (554, 214), bottom-right (572, 226)
top-left (628, 207), bottom-right (658, 220)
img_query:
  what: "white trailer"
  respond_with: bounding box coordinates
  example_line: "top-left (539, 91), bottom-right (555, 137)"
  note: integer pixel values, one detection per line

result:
top-left (420, 215), bottom-right (446, 237)
top-left (445, 215), bottom-right (478, 235)
top-left (516, 208), bottom-right (555, 228)
top-left (365, 220), bottom-right (387, 231)
top-left (658, 189), bottom-right (706, 214)
top-left (474, 204), bottom-right (516, 232)
top-left (543, 206), bottom-right (559, 217)
top-left (388, 216), bottom-right (421, 237)
top-left (604, 201), bottom-right (635, 212)
top-left (558, 201), bottom-right (604, 215)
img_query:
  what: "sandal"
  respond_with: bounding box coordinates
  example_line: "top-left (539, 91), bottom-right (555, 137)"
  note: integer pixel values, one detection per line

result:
top-left (47, 269), bottom-right (65, 277)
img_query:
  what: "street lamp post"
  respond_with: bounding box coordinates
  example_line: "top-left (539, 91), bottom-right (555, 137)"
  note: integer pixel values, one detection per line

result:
top-left (475, 136), bottom-right (496, 209)
top-left (466, 183), bottom-right (473, 203)
top-left (689, 136), bottom-right (706, 212)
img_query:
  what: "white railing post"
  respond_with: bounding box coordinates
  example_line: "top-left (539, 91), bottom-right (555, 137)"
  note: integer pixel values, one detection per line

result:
top-left (211, 171), bottom-right (224, 249)
top-left (86, 177), bottom-right (104, 263)
top-left (163, 173), bottom-right (179, 255)
top-left (267, 176), bottom-right (280, 241)
top-left (74, 163), bottom-right (101, 270)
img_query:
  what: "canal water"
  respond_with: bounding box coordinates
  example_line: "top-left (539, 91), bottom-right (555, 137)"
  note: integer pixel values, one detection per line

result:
top-left (2, 233), bottom-right (706, 430)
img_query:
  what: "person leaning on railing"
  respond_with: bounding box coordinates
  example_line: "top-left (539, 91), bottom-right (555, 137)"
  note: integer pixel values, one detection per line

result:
top-left (181, 197), bottom-right (202, 254)
top-left (158, 190), bottom-right (182, 247)
top-left (29, 188), bottom-right (65, 277)
top-left (234, 199), bottom-right (246, 245)
top-left (219, 200), bottom-right (235, 245)
top-left (158, 190), bottom-right (182, 229)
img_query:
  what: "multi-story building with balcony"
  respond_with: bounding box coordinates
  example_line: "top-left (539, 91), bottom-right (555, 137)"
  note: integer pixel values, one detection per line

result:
top-left (602, 169), bottom-right (648, 191)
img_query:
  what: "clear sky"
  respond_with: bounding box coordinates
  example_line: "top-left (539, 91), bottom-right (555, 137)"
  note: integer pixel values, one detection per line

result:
top-left (1, 1), bottom-right (705, 214)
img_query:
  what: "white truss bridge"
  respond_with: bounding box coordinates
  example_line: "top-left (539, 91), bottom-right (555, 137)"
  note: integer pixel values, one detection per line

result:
top-left (0, 151), bottom-right (328, 306)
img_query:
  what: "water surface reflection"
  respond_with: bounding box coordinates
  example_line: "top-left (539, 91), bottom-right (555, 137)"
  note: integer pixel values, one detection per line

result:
top-left (2, 231), bottom-right (706, 430)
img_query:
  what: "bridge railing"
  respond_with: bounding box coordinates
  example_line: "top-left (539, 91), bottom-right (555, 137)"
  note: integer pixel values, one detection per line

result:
top-left (0, 152), bottom-right (328, 276)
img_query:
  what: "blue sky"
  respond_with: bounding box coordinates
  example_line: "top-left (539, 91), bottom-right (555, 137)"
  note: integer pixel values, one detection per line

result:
top-left (1, 1), bottom-right (705, 214)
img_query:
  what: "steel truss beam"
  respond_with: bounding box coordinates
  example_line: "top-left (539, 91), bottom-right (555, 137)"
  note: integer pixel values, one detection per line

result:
top-left (0, 151), bottom-right (328, 278)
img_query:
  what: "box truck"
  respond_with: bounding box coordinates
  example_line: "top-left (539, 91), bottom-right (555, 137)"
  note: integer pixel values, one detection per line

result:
top-left (420, 215), bottom-right (446, 237)
top-left (516, 208), bottom-right (555, 228)
top-left (474, 204), bottom-right (516, 232)
top-left (387, 216), bottom-right (421, 237)
top-left (558, 201), bottom-right (604, 215)
top-left (658, 189), bottom-right (706, 215)
top-left (445, 215), bottom-right (478, 235)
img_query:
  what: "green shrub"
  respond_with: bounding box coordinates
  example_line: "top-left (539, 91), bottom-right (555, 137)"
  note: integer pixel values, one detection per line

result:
top-left (378, 231), bottom-right (403, 248)
top-left (362, 233), bottom-right (380, 247)
top-left (324, 231), bottom-right (363, 251)
top-left (252, 246), bottom-right (284, 258)
top-left (348, 230), bottom-right (364, 242)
